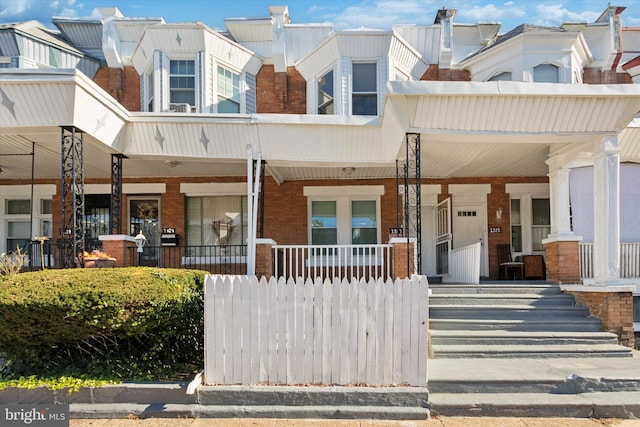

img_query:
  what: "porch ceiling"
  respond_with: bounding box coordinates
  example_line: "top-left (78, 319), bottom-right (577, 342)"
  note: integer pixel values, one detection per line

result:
top-left (3, 72), bottom-right (640, 182)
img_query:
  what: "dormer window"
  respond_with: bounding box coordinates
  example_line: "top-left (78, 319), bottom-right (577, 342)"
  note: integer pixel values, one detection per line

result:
top-left (317, 69), bottom-right (334, 115)
top-left (533, 64), bottom-right (559, 83)
top-left (170, 59), bottom-right (195, 107)
top-left (352, 62), bottom-right (377, 116)
top-left (217, 66), bottom-right (240, 113)
top-left (488, 71), bottom-right (512, 81)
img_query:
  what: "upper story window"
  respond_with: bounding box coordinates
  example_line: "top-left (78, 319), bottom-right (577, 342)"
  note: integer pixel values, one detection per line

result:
top-left (317, 69), bottom-right (334, 115)
top-left (352, 62), bottom-right (377, 116)
top-left (147, 71), bottom-right (154, 112)
top-left (488, 71), bottom-right (512, 81)
top-left (217, 66), bottom-right (240, 113)
top-left (533, 64), bottom-right (559, 83)
top-left (169, 59), bottom-right (195, 106)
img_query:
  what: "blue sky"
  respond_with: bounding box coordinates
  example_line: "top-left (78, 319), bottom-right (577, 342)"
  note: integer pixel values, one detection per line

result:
top-left (1, 0), bottom-right (639, 33)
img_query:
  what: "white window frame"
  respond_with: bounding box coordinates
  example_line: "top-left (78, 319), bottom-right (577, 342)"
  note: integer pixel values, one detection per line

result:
top-left (161, 53), bottom-right (199, 112)
top-left (216, 64), bottom-right (242, 113)
top-left (351, 60), bottom-right (379, 116)
top-left (506, 184), bottom-right (550, 257)
top-left (533, 63), bottom-right (560, 83)
top-left (304, 186), bottom-right (384, 245)
top-left (488, 71), bottom-right (512, 81)
top-left (0, 185), bottom-right (55, 262)
top-left (317, 67), bottom-right (335, 115)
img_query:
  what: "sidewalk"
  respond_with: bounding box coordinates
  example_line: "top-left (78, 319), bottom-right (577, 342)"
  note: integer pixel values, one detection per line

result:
top-left (70, 417), bottom-right (640, 426)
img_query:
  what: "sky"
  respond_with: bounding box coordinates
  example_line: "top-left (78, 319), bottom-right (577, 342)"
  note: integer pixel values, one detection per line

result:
top-left (1, 0), bottom-right (640, 34)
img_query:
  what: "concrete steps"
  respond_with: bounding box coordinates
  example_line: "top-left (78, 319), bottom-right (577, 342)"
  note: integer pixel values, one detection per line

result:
top-left (426, 282), bottom-right (640, 418)
top-left (429, 282), bottom-right (631, 358)
top-left (0, 384), bottom-right (430, 420)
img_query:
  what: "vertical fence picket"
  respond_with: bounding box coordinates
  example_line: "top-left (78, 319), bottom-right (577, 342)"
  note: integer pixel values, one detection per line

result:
top-left (382, 278), bottom-right (394, 384)
top-left (417, 276), bottom-right (429, 386)
top-left (257, 276), bottom-right (269, 383)
top-left (313, 278), bottom-right (323, 384)
top-left (392, 278), bottom-right (403, 384)
top-left (303, 277), bottom-right (314, 384)
top-left (338, 277), bottom-right (351, 384)
top-left (266, 277), bottom-right (278, 383)
top-left (321, 278), bottom-right (332, 384)
top-left (356, 278), bottom-right (368, 384)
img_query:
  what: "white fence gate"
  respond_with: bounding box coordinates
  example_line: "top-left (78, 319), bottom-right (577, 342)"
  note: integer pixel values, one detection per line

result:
top-left (204, 275), bottom-right (429, 386)
top-left (442, 242), bottom-right (481, 284)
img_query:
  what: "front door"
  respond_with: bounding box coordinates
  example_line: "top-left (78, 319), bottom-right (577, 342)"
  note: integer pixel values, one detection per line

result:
top-left (129, 198), bottom-right (159, 266)
top-left (452, 202), bottom-right (487, 277)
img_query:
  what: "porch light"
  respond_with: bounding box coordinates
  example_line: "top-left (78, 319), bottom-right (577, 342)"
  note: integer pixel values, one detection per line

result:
top-left (342, 167), bottom-right (355, 175)
top-left (134, 231), bottom-right (147, 253)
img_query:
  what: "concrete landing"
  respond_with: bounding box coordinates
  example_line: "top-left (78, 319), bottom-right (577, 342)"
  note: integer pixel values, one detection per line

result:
top-left (427, 351), bottom-right (640, 418)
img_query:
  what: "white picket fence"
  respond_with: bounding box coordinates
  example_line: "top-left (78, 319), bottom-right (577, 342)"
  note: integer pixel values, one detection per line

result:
top-left (579, 242), bottom-right (640, 279)
top-left (204, 275), bottom-right (429, 386)
top-left (443, 242), bottom-right (481, 284)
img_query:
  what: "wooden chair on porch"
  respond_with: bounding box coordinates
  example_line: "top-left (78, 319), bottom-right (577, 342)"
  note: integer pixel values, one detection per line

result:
top-left (497, 244), bottom-right (524, 280)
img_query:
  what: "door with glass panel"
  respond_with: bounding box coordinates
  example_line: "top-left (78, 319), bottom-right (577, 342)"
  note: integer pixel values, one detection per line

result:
top-left (129, 199), bottom-right (159, 266)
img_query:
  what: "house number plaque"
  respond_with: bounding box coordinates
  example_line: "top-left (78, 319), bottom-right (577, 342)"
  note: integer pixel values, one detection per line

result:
top-left (489, 227), bottom-right (501, 233)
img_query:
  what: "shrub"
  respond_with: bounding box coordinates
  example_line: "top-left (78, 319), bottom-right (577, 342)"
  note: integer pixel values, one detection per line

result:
top-left (0, 267), bottom-right (206, 381)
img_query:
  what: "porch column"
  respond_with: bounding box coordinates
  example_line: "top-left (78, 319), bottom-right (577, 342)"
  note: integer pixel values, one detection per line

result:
top-left (543, 156), bottom-right (581, 284)
top-left (546, 156), bottom-right (573, 239)
top-left (255, 238), bottom-right (276, 279)
top-left (592, 135), bottom-right (621, 285)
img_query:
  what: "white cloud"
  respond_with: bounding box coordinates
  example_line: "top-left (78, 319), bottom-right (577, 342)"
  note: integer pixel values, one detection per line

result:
top-left (329, 0), bottom-right (441, 30)
top-left (532, 4), bottom-right (599, 27)
top-left (457, 3), bottom-right (527, 24)
top-left (0, 0), bottom-right (31, 18)
top-left (0, 0), bottom-right (78, 23)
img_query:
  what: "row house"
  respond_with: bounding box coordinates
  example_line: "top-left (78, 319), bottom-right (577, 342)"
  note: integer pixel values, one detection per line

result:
top-left (1, 5), bottom-right (640, 332)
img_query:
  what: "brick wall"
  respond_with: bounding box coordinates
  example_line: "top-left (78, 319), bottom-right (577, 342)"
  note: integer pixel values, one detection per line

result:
top-left (583, 68), bottom-right (632, 84)
top-left (19, 175), bottom-right (549, 278)
top-left (566, 290), bottom-right (635, 348)
top-left (545, 240), bottom-right (580, 284)
top-left (256, 65), bottom-right (306, 113)
top-left (421, 65), bottom-right (471, 81)
top-left (92, 65), bottom-right (141, 111)
top-left (391, 240), bottom-right (415, 279)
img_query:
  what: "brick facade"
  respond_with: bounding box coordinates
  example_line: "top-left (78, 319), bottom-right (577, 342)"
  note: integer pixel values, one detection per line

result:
top-left (93, 65), bottom-right (141, 111)
top-left (34, 174), bottom-right (556, 279)
top-left (544, 240), bottom-right (581, 284)
top-left (583, 68), bottom-right (633, 85)
top-left (421, 65), bottom-right (471, 81)
top-left (256, 65), bottom-right (306, 113)
top-left (565, 290), bottom-right (635, 348)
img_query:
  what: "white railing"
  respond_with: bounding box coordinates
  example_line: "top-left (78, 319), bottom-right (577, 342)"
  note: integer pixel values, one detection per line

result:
top-left (204, 275), bottom-right (429, 386)
top-left (579, 242), bottom-right (640, 279)
top-left (443, 242), bottom-right (482, 284)
top-left (273, 244), bottom-right (392, 281)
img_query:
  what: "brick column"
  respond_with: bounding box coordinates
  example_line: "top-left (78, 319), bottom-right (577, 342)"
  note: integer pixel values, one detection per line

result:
top-left (390, 238), bottom-right (415, 279)
top-left (255, 239), bottom-right (276, 279)
top-left (563, 286), bottom-right (635, 348)
top-left (544, 239), bottom-right (581, 284)
top-left (99, 235), bottom-right (137, 267)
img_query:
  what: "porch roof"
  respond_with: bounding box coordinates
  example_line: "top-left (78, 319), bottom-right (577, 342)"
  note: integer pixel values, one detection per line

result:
top-left (2, 69), bottom-right (640, 182)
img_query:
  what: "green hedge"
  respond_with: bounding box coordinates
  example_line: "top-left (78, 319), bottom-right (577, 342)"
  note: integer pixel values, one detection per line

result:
top-left (0, 267), bottom-right (206, 381)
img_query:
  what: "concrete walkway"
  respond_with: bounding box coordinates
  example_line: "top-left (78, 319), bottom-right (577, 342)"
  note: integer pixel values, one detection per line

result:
top-left (70, 417), bottom-right (640, 426)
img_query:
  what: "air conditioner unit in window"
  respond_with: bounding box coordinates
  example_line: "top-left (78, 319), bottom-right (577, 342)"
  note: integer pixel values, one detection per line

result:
top-left (169, 103), bottom-right (192, 113)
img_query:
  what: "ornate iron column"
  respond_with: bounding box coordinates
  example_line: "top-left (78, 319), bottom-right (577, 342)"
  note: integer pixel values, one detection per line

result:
top-left (60, 127), bottom-right (85, 268)
top-left (402, 133), bottom-right (422, 274)
top-left (110, 154), bottom-right (126, 234)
